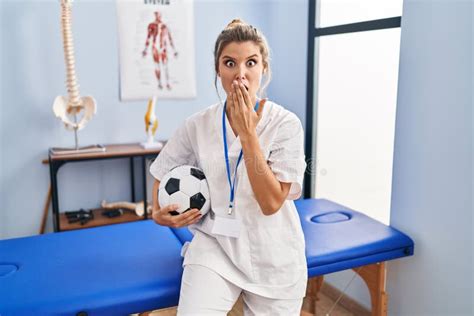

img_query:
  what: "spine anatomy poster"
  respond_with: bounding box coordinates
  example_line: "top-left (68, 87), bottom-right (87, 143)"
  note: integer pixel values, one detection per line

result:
top-left (117, 0), bottom-right (196, 100)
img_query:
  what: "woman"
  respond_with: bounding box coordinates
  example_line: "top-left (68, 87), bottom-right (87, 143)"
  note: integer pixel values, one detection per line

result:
top-left (150, 19), bottom-right (307, 315)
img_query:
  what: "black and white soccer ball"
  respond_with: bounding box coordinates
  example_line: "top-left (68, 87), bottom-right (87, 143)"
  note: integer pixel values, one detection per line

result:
top-left (158, 165), bottom-right (210, 216)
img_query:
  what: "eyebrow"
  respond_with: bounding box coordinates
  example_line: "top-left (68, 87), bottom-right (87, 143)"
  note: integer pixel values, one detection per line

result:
top-left (222, 54), bottom-right (258, 60)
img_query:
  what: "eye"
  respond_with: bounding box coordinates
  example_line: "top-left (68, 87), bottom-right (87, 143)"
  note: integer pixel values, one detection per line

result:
top-left (224, 60), bottom-right (235, 67)
top-left (247, 59), bottom-right (257, 67)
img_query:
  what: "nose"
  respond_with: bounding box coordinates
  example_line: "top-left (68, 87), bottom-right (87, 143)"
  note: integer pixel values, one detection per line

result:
top-left (235, 65), bottom-right (247, 81)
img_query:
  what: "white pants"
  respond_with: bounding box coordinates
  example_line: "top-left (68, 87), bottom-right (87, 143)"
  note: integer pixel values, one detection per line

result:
top-left (177, 264), bottom-right (303, 316)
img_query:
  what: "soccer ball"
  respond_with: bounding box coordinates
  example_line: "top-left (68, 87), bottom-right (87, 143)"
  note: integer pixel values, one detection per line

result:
top-left (158, 165), bottom-right (211, 216)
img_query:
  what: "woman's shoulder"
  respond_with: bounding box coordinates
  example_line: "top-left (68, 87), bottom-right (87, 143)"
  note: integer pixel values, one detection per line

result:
top-left (266, 100), bottom-right (302, 126)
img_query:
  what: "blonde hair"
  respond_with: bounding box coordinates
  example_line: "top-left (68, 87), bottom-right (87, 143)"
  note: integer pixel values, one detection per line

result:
top-left (214, 18), bottom-right (272, 99)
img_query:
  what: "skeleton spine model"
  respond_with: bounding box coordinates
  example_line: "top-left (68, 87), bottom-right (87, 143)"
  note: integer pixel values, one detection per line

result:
top-left (53, 0), bottom-right (97, 147)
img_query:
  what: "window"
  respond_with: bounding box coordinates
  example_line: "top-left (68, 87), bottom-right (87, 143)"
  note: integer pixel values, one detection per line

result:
top-left (305, 0), bottom-right (403, 224)
top-left (317, 0), bottom-right (402, 27)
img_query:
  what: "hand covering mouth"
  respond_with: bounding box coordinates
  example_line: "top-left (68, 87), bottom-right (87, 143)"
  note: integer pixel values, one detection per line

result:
top-left (235, 79), bottom-right (249, 91)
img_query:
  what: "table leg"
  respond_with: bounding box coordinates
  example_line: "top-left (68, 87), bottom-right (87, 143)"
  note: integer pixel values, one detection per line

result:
top-left (49, 160), bottom-right (62, 232)
top-left (304, 275), bottom-right (324, 315)
top-left (142, 156), bottom-right (148, 219)
top-left (130, 157), bottom-right (136, 203)
top-left (354, 262), bottom-right (388, 316)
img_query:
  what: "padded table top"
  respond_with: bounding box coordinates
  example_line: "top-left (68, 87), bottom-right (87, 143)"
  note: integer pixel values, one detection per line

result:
top-left (0, 199), bottom-right (414, 315)
top-left (171, 199), bottom-right (414, 277)
top-left (295, 199), bottom-right (414, 276)
top-left (0, 221), bottom-right (184, 316)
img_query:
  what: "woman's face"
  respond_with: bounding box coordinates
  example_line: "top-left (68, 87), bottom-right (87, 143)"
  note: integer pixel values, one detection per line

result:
top-left (218, 41), bottom-right (265, 103)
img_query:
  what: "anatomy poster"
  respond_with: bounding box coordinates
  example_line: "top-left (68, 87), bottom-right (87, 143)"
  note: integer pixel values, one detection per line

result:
top-left (117, 0), bottom-right (196, 100)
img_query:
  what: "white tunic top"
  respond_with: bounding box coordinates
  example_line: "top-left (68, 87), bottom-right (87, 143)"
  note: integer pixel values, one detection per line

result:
top-left (150, 101), bottom-right (308, 299)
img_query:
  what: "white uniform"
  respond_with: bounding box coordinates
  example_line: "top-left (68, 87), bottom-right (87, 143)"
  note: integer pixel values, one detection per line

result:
top-left (150, 101), bottom-right (307, 301)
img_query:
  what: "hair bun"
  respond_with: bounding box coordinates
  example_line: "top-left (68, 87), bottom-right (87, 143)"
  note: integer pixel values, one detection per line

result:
top-left (226, 18), bottom-right (246, 29)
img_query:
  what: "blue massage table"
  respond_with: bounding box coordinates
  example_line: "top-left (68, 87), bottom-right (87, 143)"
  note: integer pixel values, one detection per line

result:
top-left (0, 199), bottom-right (414, 316)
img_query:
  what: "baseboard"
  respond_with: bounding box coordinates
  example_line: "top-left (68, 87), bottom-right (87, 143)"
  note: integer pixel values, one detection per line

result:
top-left (320, 282), bottom-right (371, 316)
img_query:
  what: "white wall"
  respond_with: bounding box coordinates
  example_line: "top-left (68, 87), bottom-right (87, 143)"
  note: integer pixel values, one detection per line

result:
top-left (0, 0), bottom-right (308, 239)
top-left (387, 0), bottom-right (472, 314)
top-left (265, 0), bottom-right (308, 125)
top-left (0, 0), bottom-right (278, 239)
top-left (312, 0), bottom-right (473, 314)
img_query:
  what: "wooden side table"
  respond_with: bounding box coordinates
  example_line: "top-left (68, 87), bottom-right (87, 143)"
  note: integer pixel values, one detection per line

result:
top-left (48, 143), bottom-right (163, 232)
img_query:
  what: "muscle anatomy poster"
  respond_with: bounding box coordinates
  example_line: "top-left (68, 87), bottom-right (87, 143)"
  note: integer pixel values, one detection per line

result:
top-left (117, 0), bottom-right (196, 100)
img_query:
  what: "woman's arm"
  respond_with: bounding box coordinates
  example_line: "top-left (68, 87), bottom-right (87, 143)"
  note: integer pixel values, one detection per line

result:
top-left (228, 81), bottom-right (291, 216)
top-left (151, 179), bottom-right (202, 227)
top-left (240, 133), bottom-right (291, 216)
